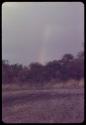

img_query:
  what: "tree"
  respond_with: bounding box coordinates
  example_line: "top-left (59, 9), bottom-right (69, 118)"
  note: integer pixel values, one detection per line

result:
top-left (45, 60), bottom-right (62, 81)
top-left (58, 54), bottom-right (74, 81)
top-left (29, 63), bottom-right (45, 83)
top-left (61, 54), bottom-right (74, 64)
top-left (77, 51), bottom-right (84, 60)
top-left (2, 51), bottom-right (84, 84)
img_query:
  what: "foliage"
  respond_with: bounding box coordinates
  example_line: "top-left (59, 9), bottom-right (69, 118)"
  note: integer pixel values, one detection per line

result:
top-left (2, 51), bottom-right (84, 84)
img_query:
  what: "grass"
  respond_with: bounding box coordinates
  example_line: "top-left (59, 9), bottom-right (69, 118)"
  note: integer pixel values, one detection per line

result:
top-left (2, 79), bottom-right (84, 123)
top-left (2, 88), bottom-right (84, 123)
top-left (2, 79), bottom-right (84, 92)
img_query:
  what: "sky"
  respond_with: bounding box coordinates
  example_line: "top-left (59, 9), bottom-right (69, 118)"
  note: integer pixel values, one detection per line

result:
top-left (2, 2), bottom-right (84, 66)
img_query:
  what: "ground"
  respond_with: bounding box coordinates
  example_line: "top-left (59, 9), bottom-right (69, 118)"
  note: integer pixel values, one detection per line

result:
top-left (2, 84), bottom-right (84, 123)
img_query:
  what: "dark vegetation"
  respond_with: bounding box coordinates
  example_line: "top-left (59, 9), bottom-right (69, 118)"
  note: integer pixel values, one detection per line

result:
top-left (2, 51), bottom-right (84, 85)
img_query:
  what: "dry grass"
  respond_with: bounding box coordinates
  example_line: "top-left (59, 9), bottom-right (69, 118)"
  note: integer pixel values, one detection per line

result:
top-left (2, 79), bottom-right (84, 92)
top-left (2, 79), bottom-right (84, 123)
top-left (2, 88), bottom-right (84, 123)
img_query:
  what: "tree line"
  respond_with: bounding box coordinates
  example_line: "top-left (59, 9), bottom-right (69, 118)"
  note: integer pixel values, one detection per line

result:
top-left (2, 51), bottom-right (84, 84)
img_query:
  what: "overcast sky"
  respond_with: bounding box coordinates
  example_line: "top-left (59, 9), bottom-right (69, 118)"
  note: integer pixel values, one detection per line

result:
top-left (2, 2), bottom-right (84, 65)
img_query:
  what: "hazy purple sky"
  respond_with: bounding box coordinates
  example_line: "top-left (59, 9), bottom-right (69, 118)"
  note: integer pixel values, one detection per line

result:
top-left (2, 2), bottom-right (84, 65)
